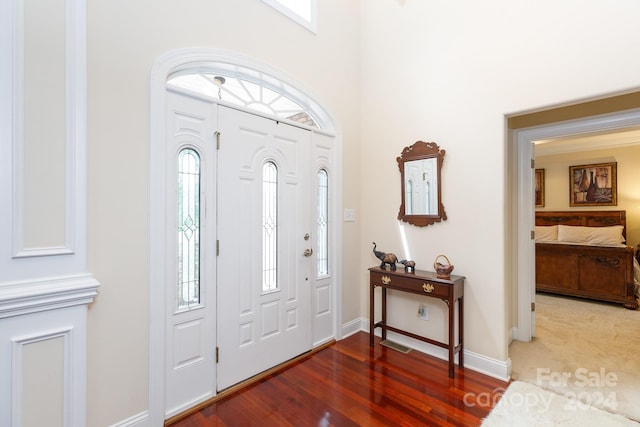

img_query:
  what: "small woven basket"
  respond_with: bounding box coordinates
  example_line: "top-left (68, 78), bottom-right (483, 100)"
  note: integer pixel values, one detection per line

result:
top-left (434, 254), bottom-right (454, 279)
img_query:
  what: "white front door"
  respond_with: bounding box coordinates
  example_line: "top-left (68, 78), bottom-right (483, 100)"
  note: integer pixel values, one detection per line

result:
top-left (216, 106), bottom-right (313, 390)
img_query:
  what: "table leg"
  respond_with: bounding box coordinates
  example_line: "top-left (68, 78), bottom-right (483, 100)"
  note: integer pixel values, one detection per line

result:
top-left (459, 296), bottom-right (464, 368)
top-left (381, 287), bottom-right (387, 342)
top-left (369, 284), bottom-right (374, 347)
top-left (448, 295), bottom-right (454, 378)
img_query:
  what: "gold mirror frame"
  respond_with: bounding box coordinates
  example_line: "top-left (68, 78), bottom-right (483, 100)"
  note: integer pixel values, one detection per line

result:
top-left (397, 141), bottom-right (447, 227)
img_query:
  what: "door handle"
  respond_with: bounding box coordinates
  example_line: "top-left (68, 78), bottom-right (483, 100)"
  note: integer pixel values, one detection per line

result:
top-left (303, 248), bottom-right (313, 257)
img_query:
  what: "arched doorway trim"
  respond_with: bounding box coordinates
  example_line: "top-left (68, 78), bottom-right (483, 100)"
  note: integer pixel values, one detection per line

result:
top-left (154, 48), bottom-right (336, 133)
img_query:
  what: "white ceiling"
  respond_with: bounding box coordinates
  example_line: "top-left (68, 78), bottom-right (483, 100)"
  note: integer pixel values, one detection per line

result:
top-left (534, 126), bottom-right (640, 157)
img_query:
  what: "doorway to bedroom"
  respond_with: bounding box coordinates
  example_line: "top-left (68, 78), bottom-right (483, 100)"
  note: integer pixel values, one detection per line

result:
top-left (507, 92), bottom-right (640, 421)
top-left (508, 91), bottom-right (640, 343)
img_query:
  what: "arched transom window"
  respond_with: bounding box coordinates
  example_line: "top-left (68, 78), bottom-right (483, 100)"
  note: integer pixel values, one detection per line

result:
top-left (168, 72), bottom-right (320, 129)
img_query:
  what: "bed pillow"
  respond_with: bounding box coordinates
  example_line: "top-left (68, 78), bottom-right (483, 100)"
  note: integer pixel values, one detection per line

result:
top-left (535, 226), bottom-right (558, 242)
top-left (557, 225), bottom-right (591, 244)
top-left (587, 225), bottom-right (626, 245)
top-left (557, 225), bottom-right (625, 245)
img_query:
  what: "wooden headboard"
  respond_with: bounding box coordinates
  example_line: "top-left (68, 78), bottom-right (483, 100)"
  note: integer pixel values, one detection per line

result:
top-left (535, 210), bottom-right (627, 240)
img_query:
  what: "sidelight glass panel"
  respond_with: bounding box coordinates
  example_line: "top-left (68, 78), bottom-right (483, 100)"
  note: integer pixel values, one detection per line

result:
top-left (177, 148), bottom-right (201, 309)
top-left (317, 169), bottom-right (329, 277)
top-left (263, 162), bottom-right (278, 292)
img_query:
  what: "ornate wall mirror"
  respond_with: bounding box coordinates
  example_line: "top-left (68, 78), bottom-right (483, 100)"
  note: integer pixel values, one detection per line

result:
top-left (397, 141), bottom-right (447, 227)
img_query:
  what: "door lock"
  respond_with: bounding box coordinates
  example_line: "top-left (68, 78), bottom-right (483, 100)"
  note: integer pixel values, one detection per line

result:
top-left (303, 248), bottom-right (313, 257)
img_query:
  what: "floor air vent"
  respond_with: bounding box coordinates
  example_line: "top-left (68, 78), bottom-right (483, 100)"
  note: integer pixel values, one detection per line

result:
top-left (380, 340), bottom-right (412, 354)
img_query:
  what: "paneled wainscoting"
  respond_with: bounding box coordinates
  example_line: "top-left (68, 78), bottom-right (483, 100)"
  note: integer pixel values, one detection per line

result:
top-left (168, 332), bottom-right (508, 426)
top-left (0, 275), bottom-right (99, 426)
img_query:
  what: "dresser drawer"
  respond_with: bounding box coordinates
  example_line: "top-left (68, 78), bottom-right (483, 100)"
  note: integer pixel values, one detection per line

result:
top-left (370, 272), bottom-right (450, 298)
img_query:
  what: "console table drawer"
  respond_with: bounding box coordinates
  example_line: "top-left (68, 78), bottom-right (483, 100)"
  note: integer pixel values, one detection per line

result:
top-left (370, 272), bottom-right (449, 298)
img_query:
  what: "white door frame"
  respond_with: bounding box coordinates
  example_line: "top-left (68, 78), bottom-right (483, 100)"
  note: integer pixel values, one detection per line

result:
top-left (512, 108), bottom-right (640, 342)
top-left (149, 48), bottom-right (343, 424)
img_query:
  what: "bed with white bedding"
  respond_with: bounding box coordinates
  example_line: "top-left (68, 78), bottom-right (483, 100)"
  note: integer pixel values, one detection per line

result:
top-left (535, 210), bottom-right (639, 310)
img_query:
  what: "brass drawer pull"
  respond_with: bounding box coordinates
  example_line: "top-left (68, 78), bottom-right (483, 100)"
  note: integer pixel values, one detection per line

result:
top-left (422, 283), bottom-right (435, 293)
top-left (382, 276), bottom-right (391, 285)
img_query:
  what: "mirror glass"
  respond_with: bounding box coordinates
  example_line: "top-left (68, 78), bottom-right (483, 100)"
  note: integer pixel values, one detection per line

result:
top-left (397, 141), bottom-right (447, 227)
top-left (404, 158), bottom-right (438, 215)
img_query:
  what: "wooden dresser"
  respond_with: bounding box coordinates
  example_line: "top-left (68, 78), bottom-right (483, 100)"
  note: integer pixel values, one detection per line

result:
top-left (369, 267), bottom-right (465, 378)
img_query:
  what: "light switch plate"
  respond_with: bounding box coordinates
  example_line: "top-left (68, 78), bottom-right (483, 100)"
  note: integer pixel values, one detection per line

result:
top-left (343, 209), bottom-right (356, 222)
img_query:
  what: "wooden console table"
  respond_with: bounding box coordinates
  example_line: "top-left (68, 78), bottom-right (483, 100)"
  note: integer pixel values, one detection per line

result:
top-left (369, 267), bottom-right (465, 378)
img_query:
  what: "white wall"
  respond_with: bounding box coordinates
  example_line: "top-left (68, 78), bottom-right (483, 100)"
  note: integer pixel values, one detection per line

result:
top-left (359, 0), bottom-right (640, 365)
top-left (86, 0), bottom-right (361, 424)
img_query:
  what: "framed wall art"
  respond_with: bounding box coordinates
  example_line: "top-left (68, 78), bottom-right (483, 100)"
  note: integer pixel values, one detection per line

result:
top-left (535, 169), bottom-right (545, 207)
top-left (569, 162), bottom-right (617, 207)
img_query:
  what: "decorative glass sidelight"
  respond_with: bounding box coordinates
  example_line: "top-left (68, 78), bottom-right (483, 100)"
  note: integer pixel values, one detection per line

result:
top-left (177, 148), bottom-right (201, 309)
top-left (317, 169), bottom-right (329, 277)
top-left (263, 161), bottom-right (278, 292)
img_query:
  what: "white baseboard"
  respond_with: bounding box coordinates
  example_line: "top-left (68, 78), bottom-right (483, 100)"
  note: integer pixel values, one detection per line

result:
top-left (340, 316), bottom-right (362, 339)
top-left (109, 410), bottom-right (149, 427)
top-left (347, 317), bottom-right (511, 381)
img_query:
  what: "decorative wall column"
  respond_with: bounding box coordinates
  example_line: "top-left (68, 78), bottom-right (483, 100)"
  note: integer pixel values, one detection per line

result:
top-left (0, 0), bottom-right (98, 426)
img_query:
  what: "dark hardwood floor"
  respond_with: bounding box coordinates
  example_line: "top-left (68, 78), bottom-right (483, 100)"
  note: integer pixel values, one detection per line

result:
top-left (168, 332), bottom-right (508, 426)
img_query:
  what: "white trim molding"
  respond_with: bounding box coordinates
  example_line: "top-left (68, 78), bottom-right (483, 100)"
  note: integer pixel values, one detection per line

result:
top-left (1, 0), bottom-right (88, 283)
top-left (108, 411), bottom-right (150, 427)
top-left (11, 0), bottom-right (85, 257)
top-left (0, 274), bottom-right (98, 427)
top-left (0, 274), bottom-right (99, 319)
top-left (11, 326), bottom-right (74, 426)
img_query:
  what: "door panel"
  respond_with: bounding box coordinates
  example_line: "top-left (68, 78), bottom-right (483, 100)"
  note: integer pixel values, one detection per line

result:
top-left (311, 133), bottom-right (335, 345)
top-left (216, 106), bottom-right (312, 390)
top-left (165, 90), bottom-right (217, 417)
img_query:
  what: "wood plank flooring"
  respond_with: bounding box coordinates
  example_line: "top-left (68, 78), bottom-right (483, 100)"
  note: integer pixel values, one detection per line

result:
top-left (168, 332), bottom-right (508, 426)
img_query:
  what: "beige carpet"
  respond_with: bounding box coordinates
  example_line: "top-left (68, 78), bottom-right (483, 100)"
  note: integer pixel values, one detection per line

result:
top-left (510, 293), bottom-right (640, 422)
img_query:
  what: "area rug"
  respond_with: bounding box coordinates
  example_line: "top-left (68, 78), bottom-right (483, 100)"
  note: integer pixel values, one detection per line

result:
top-left (482, 381), bottom-right (638, 426)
